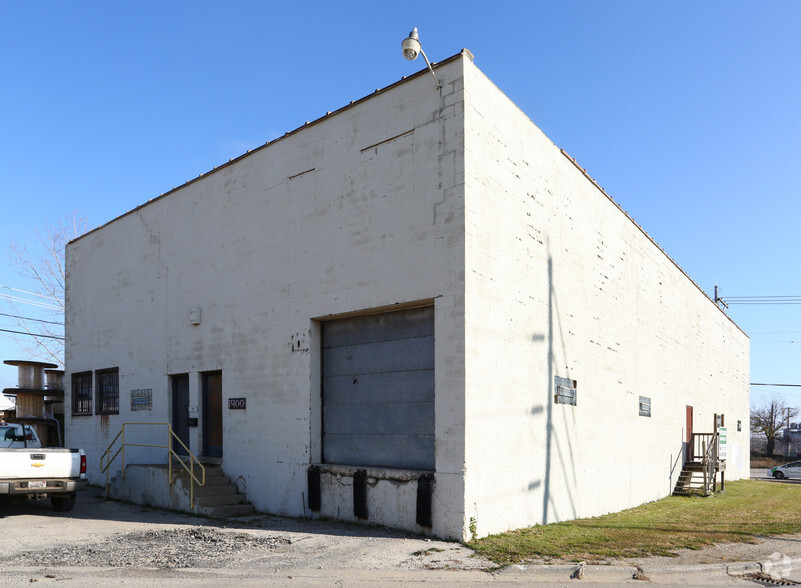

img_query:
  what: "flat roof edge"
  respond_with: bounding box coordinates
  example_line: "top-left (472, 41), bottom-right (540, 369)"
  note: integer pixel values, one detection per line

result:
top-left (69, 51), bottom-right (471, 246)
top-left (560, 149), bottom-right (747, 338)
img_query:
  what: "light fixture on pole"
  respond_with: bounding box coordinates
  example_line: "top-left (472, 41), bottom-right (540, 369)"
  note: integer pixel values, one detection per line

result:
top-left (401, 27), bottom-right (442, 88)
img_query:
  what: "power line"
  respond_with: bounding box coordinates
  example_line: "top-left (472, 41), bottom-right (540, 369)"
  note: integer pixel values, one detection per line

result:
top-left (729, 302), bottom-right (801, 305)
top-left (0, 284), bottom-right (61, 303)
top-left (750, 331), bottom-right (801, 335)
top-left (751, 383), bottom-right (801, 387)
top-left (724, 296), bottom-right (801, 305)
top-left (728, 295), bottom-right (801, 299)
top-left (0, 293), bottom-right (62, 311)
top-left (0, 311), bottom-right (63, 326)
top-left (751, 389), bottom-right (801, 401)
top-left (714, 290), bottom-right (801, 306)
top-left (0, 327), bottom-right (64, 341)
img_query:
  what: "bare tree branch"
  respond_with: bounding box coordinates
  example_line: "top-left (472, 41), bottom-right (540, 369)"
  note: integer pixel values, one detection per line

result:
top-left (3, 211), bottom-right (87, 367)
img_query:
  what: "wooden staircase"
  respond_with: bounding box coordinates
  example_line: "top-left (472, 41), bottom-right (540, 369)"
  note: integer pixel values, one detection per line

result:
top-left (672, 430), bottom-right (724, 497)
top-left (672, 461), bottom-right (707, 496)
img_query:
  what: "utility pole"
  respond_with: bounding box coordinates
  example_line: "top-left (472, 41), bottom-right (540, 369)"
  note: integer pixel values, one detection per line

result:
top-left (714, 285), bottom-right (728, 310)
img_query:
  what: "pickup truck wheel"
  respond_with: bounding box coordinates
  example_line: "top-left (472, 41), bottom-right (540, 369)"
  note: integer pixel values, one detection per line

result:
top-left (50, 495), bottom-right (76, 512)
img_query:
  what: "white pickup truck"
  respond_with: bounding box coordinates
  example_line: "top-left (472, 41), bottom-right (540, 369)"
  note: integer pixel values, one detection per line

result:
top-left (0, 422), bottom-right (87, 511)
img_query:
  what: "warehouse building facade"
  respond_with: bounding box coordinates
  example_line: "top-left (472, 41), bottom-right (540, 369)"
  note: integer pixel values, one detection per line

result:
top-left (65, 51), bottom-right (749, 540)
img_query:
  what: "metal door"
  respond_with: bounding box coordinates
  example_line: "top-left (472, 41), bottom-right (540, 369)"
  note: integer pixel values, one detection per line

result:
top-left (322, 306), bottom-right (435, 470)
top-left (171, 374), bottom-right (190, 456)
top-left (202, 371), bottom-right (223, 458)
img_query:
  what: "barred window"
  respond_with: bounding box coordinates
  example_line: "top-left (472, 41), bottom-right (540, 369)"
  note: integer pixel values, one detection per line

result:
top-left (71, 371), bottom-right (93, 415)
top-left (96, 368), bottom-right (119, 415)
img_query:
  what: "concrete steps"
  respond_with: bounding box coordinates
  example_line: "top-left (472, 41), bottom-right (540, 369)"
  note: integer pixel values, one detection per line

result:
top-left (175, 465), bottom-right (255, 517)
top-left (106, 463), bottom-right (254, 517)
top-left (193, 484), bottom-right (237, 497)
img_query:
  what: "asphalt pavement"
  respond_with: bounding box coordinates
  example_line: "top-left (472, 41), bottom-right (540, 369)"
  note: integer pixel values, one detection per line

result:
top-left (2, 483), bottom-right (801, 585)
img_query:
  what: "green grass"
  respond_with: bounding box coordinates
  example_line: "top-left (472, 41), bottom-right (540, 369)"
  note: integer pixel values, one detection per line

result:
top-left (468, 480), bottom-right (801, 565)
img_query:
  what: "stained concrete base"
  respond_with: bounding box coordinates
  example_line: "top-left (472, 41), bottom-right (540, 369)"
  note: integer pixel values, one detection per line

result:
top-left (105, 464), bottom-right (194, 513)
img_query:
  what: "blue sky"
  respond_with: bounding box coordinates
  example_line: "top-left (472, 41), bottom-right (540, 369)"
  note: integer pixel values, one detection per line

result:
top-left (1, 1), bottom-right (799, 410)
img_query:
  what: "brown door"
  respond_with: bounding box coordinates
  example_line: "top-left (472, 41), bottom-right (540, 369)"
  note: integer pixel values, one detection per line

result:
top-left (202, 371), bottom-right (223, 458)
top-left (686, 405), bottom-right (694, 461)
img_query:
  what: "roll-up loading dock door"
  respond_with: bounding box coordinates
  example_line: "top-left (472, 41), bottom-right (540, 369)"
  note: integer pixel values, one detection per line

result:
top-left (322, 306), bottom-right (435, 470)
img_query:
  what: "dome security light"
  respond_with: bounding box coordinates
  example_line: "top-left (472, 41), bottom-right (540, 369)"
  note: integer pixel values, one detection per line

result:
top-left (402, 27), bottom-right (421, 61)
top-left (401, 27), bottom-right (442, 88)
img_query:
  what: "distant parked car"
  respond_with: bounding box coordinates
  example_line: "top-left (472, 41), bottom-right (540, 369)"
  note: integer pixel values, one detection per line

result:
top-left (770, 461), bottom-right (801, 479)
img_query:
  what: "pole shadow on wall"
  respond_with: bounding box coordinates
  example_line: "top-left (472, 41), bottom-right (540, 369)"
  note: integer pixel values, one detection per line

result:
top-left (533, 250), bottom-right (578, 525)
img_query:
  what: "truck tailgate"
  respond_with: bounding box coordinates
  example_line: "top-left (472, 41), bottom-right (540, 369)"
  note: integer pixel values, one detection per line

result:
top-left (0, 448), bottom-right (83, 479)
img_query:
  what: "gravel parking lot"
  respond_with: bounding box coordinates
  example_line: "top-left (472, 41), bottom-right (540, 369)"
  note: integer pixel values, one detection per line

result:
top-left (0, 486), bottom-right (493, 585)
top-left (3, 484), bottom-right (801, 586)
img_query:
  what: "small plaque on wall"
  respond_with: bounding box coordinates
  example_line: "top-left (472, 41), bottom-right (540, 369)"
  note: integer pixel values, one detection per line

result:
top-left (228, 397), bottom-right (246, 410)
top-left (131, 389), bottom-right (153, 411)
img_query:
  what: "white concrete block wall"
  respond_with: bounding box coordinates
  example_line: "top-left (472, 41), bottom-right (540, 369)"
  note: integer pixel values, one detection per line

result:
top-left (66, 56), bottom-right (469, 539)
top-left (66, 51), bottom-right (750, 542)
top-left (461, 59), bottom-right (749, 539)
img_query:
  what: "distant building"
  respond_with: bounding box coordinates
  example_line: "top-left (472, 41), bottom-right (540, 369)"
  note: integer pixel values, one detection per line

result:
top-left (753, 425), bottom-right (801, 458)
top-left (65, 51), bottom-right (749, 540)
top-left (0, 394), bottom-right (13, 419)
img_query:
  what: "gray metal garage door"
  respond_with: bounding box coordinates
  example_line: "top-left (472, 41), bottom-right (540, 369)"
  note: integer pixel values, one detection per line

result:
top-left (322, 306), bottom-right (434, 470)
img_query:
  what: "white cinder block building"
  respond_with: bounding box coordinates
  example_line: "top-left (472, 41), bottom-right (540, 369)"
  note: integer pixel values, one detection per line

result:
top-left (65, 51), bottom-right (749, 541)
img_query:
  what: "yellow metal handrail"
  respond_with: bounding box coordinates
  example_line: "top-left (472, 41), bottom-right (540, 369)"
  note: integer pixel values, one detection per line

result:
top-left (100, 422), bottom-right (206, 508)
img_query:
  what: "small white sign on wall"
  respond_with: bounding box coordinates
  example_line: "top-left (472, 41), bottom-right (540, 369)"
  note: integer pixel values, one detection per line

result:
top-left (130, 389), bottom-right (152, 411)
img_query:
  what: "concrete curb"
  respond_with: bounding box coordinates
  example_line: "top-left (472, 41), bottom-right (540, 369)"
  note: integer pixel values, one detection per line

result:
top-left (496, 563), bottom-right (639, 582)
top-left (638, 561), bottom-right (767, 582)
top-left (727, 561), bottom-right (763, 575)
top-left (0, 562), bottom-right (788, 585)
top-left (496, 560), bottom-right (768, 582)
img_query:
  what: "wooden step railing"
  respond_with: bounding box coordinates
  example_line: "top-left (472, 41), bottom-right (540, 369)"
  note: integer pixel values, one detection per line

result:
top-left (700, 431), bottom-right (720, 494)
top-left (688, 432), bottom-right (717, 462)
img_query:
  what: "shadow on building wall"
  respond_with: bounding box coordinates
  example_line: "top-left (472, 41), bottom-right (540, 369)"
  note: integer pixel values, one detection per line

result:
top-left (533, 250), bottom-right (578, 525)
